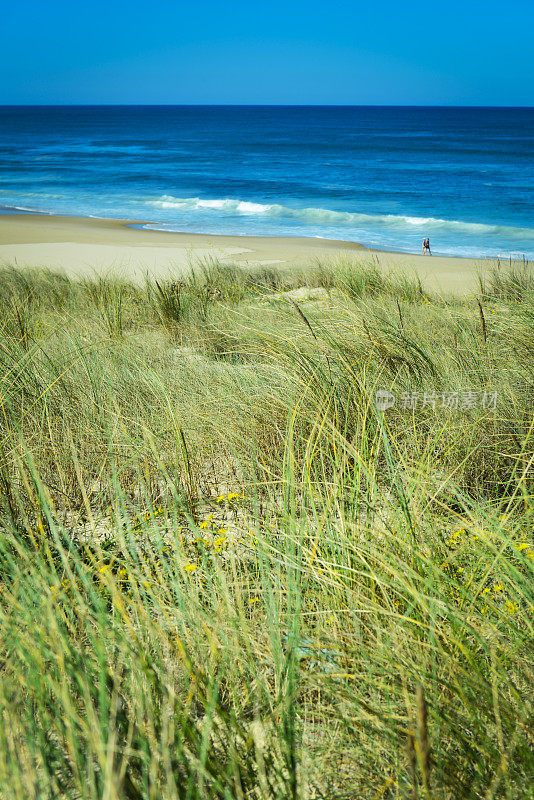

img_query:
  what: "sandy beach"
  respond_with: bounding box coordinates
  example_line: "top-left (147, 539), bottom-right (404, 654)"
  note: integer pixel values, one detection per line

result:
top-left (0, 213), bottom-right (497, 296)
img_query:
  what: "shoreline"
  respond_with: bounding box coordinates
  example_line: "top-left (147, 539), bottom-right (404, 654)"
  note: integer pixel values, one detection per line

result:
top-left (0, 211), bottom-right (509, 295)
top-left (1, 205), bottom-right (517, 260)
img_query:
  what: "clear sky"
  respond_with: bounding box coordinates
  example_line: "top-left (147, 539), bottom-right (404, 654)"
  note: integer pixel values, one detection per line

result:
top-left (2, 0), bottom-right (533, 105)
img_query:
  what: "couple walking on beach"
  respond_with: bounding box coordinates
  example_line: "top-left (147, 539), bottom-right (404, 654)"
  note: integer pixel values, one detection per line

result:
top-left (422, 237), bottom-right (432, 255)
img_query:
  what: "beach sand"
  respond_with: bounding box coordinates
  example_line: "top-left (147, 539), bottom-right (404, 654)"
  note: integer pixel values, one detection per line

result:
top-left (0, 214), bottom-right (495, 296)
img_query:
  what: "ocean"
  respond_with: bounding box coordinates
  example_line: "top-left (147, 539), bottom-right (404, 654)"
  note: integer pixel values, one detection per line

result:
top-left (1, 105), bottom-right (533, 258)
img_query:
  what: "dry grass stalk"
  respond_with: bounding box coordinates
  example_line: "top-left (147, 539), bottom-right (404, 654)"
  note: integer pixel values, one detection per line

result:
top-left (396, 297), bottom-right (405, 331)
top-left (477, 299), bottom-right (487, 343)
top-left (290, 298), bottom-right (333, 387)
top-left (416, 683), bottom-right (431, 796)
top-left (407, 732), bottom-right (418, 800)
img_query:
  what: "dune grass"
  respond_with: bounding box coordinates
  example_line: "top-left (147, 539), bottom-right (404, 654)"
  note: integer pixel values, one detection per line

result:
top-left (0, 258), bottom-right (532, 799)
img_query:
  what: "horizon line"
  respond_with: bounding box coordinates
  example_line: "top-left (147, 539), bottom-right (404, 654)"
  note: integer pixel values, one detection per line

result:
top-left (1, 103), bottom-right (533, 109)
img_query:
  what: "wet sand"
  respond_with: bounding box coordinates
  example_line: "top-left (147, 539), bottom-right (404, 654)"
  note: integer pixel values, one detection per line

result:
top-left (0, 213), bottom-right (495, 296)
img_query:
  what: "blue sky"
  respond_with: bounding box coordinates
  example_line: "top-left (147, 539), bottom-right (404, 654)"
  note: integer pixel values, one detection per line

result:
top-left (2, 0), bottom-right (533, 105)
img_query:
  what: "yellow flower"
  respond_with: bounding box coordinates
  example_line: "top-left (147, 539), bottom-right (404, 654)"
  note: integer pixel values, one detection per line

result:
top-left (227, 492), bottom-right (242, 501)
top-left (214, 536), bottom-right (227, 547)
top-left (506, 600), bottom-right (519, 615)
top-left (184, 563), bottom-right (197, 572)
top-left (199, 520), bottom-right (209, 529)
top-left (516, 543), bottom-right (530, 553)
top-left (249, 597), bottom-right (259, 604)
top-left (216, 495), bottom-right (226, 503)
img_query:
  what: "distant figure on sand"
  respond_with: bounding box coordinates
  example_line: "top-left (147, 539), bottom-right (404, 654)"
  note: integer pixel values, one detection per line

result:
top-left (422, 237), bottom-right (431, 255)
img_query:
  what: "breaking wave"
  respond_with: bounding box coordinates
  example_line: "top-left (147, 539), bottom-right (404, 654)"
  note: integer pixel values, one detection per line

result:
top-left (147, 195), bottom-right (534, 238)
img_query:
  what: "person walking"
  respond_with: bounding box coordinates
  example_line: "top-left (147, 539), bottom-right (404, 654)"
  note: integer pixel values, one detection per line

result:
top-left (422, 237), bottom-right (432, 255)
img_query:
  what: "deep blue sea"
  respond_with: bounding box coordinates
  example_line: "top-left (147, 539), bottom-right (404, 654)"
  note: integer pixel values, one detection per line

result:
top-left (1, 105), bottom-right (533, 258)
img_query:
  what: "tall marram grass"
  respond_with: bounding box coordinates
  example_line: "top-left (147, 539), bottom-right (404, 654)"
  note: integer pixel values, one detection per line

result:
top-left (0, 259), bottom-right (533, 799)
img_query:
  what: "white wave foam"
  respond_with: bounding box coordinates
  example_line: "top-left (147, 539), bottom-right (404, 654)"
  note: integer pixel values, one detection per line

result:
top-left (147, 195), bottom-right (534, 239)
top-left (1, 204), bottom-right (54, 214)
top-left (197, 199), bottom-right (228, 209)
top-left (152, 196), bottom-right (273, 215)
top-left (236, 200), bottom-right (270, 214)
